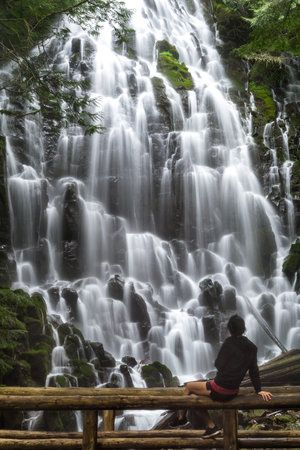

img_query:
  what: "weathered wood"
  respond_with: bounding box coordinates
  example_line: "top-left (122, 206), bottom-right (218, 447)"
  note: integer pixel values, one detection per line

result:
top-left (102, 411), bottom-right (115, 431)
top-left (0, 393), bottom-right (298, 410)
top-left (0, 386), bottom-right (298, 397)
top-left (0, 439), bottom-right (81, 449)
top-left (0, 429), bottom-right (300, 439)
top-left (82, 411), bottom-right (98, 450)
top-left (223, 410), bottom-right (238, 450)
top-left (238, 438), bottom-right (300, 448)
top-left (0, 436), bottom-right (300, 449)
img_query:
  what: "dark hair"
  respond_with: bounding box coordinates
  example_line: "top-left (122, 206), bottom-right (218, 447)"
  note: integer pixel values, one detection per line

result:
top-left (227, 314), bottom-right (245, 336)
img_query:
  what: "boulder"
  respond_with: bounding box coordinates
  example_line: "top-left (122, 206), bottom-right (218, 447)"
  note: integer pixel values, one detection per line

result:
top-left (141, 361), bottom-right (179, 388)
top-left (107, 274), bottom-right (125, 300)
top-left (90, 342), bottom-right (116, 368)
top-left (199, 278), bottom-right (223, 310)
top-left (61, 288), bottom-right (79, 322)
top-left (202, 315), bottom-right (219, 345)
top-left (121, 356), bottom-right (137, 367)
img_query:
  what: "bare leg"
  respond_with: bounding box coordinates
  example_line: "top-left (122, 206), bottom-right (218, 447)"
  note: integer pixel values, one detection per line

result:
top-left (179, 381), bottom-right (215, 428)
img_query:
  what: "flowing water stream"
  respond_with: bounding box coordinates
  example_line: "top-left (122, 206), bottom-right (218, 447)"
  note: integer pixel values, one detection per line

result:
top-left (1, 0), bottom-right (300, 424)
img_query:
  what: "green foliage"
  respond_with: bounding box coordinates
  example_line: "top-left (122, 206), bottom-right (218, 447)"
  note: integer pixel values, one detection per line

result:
top-left (220, 0), bottom-right (300, 58)
top-left (0, 0), bottom-right (130, 133)
top-left (157, 41), bottom-right (194, 91)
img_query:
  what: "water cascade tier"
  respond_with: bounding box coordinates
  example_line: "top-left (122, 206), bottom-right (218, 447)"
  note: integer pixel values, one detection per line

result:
top-left (1, 0), bottom-right (300, 392)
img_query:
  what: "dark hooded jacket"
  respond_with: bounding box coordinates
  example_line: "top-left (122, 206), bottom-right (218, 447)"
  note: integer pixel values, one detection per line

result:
top-left (214, 335), bottom-right (261, 393)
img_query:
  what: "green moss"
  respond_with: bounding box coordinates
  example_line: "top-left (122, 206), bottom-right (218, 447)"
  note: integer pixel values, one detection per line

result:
top-left (71, 360), bottom-right (96, 387)
top-left (249, 81), bottom-right (276, 123)
top-left (283, 239), bottom-right (300, 290)
top-left (141, 361), bottom-right (178, 388)
top-left (0, 288), bottom-right (54, 386)
top-left (157, 40), bottom-right (194, 91)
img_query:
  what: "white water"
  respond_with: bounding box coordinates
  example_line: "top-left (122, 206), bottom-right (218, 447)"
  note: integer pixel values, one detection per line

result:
top-left (1, 0), bottom-right (300, 425)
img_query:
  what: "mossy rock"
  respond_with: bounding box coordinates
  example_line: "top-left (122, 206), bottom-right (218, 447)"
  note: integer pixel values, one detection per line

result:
top-left (57, 322), bottom-right (84, 346)
top-left (283, 239), bottom-right (300, 292)
top-left (71, 359), bottom-right (97, 387)
top-left (23, 347), bottom-right (51, 385)
top-left (141, 361), bottom-right (178, 387)
top-left (157, 40), bottom-right (194, 91)
top-left (249, 81), bottom-right (276, 124)
top-left (249, 61), bottom-right (288, 90)
top-left (0, 288), bottom-right (54, 386)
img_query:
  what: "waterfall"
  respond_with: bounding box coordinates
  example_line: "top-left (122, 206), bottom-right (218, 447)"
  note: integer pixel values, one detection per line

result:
top-left (1, 0), bottom-right (300, 393)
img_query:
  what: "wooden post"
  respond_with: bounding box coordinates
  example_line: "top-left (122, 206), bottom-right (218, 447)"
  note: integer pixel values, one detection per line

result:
top-left (223, 409), bottom-right (238, 450)
top-left (82, 410), bottom-right (98, 450)
top-left (102, 410), bottom-right (115, 431)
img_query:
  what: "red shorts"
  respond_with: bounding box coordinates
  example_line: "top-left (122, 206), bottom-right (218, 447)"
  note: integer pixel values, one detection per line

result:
top-left (206, 380), bottom-right (239, 402)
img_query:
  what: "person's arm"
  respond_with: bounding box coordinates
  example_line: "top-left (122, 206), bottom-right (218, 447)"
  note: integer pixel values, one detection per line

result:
top-left (249, 348), bottom-right (272, 401)
top-left (215, 339), bottom-right (230, 370)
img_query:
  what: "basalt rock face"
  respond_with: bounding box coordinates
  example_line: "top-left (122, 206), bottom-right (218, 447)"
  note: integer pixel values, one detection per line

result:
top-left (0, 137), bottom-right (15, 287)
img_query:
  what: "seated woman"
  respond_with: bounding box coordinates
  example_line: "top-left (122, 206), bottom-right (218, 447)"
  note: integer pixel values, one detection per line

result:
top-left (179, 314), bottom-right (272, 438)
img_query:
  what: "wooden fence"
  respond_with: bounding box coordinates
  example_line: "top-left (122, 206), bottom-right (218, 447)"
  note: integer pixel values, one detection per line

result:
top-left (0, 386), bottom-right (299, 449)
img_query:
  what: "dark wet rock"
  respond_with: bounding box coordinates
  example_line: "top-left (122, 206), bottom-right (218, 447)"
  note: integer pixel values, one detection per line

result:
top-left (128, 73), bottom-right (138, 97)
top-left (121, 356), bottom-right (137, 367)
top-left (128, 287), bottom-right (151, 340)
top-left (141, 361), bottom-right (179, 388)
top-left (107, 274), bottom-right (125, 300)
top-left (119, 364), bottom-right (134, 387)
top-left (257, 293), bottom-right (276, 309)
top-left (222, 287), bottom-right (237, 311)
top-left (48, 287), bottom-right (60, 310)
top-left (62, 241), bottom-right (81, 281)
top-left (199, 278), bottom-right (223, 310)
top-left (61, 183), bottom-right (82, 280)
top-left (61, 287), bottom-right (79, 322)
top-left (90, 342), bottom-right (116, 368)
top-left (202, 315), bottom-right (219, 345)
top-left (0, 136), bottom-right (16, 286)
top-left (261, 303), bottom-right (275, 329)
top-left (151, 77), bottom-right (173, 129)
top-left (43, 410), bottom-right (78, 432)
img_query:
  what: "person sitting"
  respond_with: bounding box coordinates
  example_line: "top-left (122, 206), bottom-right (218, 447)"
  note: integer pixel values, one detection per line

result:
top-left (179, 314), bottom-right (272, 438)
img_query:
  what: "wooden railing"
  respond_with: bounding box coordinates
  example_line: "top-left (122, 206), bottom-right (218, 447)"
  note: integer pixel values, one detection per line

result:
top-left (0, 386), bottom-right (299, 449)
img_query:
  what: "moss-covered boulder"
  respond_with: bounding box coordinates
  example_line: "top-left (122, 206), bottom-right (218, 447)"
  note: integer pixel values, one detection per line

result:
top-left (283, 239), bottom-right (300, 292)
top-left (0, 288), bottom-right (54, 385)
top-left (157, 40), bottom-right (194, 91)
top-left (249, 81), bottom-right (276, 125)
top-left (141, 361), bottom-right (179, 387)
top-left (71, 359), bottom-right (97, 387)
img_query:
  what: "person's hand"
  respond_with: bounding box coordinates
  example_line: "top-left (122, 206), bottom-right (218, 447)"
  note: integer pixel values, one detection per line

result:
top-left (258, 390), bottom-right (272, 401)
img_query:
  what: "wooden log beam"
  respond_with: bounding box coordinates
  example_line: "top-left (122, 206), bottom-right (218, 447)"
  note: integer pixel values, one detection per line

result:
top-left (223, 410), bottom-right (238, 450)
top-left (102, 411), bottom-right (115, 431)
top-left (0, 393), bottom-right (298, 410)
top-left (238, 438), bottom-right (300, 448)
top-left (0, 386), bottom-right (297, 397)
top-left (0, 436), bottom-right (299, 449)
top-left (0, 429), bottom-right (300, 439)
top-left (82, 411), bottom-right (98, 450)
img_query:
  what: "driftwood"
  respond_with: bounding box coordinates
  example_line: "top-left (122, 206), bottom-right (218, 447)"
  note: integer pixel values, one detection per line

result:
top-left (242, 349), bottom-right (300, 386)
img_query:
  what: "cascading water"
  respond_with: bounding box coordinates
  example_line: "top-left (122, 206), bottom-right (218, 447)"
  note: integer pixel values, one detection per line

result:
top-left (1, 0), bottom-right (300, 429)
